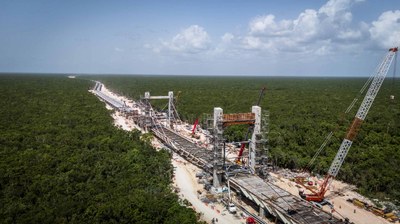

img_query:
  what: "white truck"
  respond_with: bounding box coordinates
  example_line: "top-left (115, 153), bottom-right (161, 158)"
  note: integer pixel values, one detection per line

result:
top-left (227, 203), bottom-right (237, 214)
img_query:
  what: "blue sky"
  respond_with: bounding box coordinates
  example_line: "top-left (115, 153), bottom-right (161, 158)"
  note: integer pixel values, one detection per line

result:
top-left (0, 0), bottom-right (399, 76)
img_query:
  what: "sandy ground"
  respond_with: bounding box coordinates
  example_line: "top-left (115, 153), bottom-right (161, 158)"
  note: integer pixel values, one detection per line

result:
top-left (93, 83), bottom-right (143, 132)
top-left (172, 154), bottom-right (244, 224)
top-left (112, 110), bottom-right (143, 132)
top-left (93, 83), bottom-right (244, 224)
top-left (270, 172), bottom-right (393, 224)
top-left (92, 82), bottom-right (397, 224)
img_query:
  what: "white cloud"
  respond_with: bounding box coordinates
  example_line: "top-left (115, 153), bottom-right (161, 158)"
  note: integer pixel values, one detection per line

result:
top-left (369, 10), bottom-right (400, 48)
top-left (148, 0), bottom-right (399, 70)
top-left (221, 33), bottom-right (234, 43)
top-left (337, 29), bottom-right (362, 40)
top-left (249, 14), bottom-right (293, 36)
top-left (293, 9), bottom-right (319, 41)
top-left (315, 43), bottom-right (333, 55)
top-left (318, 0), bottom-right (360, 23)
top-left (161, 25), bottom-right (211, 54)
top-left (242, 36), bottom-right (263, 49)
top-left (242, 0), bottom-right (366, 53)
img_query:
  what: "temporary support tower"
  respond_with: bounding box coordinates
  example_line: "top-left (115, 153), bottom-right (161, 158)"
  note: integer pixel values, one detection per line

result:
top-left (144, 91), bottom-right (174, 126)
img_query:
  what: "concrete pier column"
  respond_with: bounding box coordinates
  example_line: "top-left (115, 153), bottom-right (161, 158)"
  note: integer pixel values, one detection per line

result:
top-left (250, 106), bottom-right (261, 174)
top-left (259, 206), bottom-right (265, 218)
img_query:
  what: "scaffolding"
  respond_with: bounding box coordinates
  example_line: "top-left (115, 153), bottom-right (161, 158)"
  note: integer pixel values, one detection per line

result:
top-left (212, 106), bottom-right (262, 188)
top-left (142, 91), bottom-right (181, 128)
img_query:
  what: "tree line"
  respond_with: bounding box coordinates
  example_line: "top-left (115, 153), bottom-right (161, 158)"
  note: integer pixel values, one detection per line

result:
top-left (0, 75), bottom-right (200, 223)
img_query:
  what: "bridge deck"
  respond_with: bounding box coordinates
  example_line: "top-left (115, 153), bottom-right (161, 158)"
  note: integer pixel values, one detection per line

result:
top-left (152, 126), bottom-right (343, 224)
top-left (95, 90), bottom-right (125, 109)
top-left (230, 175), bottom-right (341, 224)
top-left (92, 82), bottom-right (344, 224)
top-left (153, 127), bottom-right (214, 170)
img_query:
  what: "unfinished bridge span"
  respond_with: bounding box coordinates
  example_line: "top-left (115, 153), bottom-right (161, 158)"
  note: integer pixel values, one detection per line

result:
top-left (92, 82), bottom-right (344, 224)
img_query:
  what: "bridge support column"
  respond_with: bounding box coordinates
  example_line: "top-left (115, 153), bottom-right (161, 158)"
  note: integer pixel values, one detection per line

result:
top-left (259, 206), bottom-right (265, 218)
top-left (212, 107), bottom-right (223, 189)
top-left (168, 91), bottom-right (174, 127)
top-left (249, 106), bottom-right (261, 174)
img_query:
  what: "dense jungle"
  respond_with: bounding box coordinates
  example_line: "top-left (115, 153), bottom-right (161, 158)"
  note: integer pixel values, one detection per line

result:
top-left (0, 75), bottom-right (200, 223)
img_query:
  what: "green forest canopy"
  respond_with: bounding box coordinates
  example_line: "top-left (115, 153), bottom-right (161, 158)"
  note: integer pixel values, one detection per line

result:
top-left (93, 75), bottom-right (400, 205)
top-left (0, 75), bottom-right (200, 223)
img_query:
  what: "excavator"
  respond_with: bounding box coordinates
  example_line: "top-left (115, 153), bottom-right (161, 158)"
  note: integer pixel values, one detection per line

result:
top-left (298, 47), bottom-right (398, 202)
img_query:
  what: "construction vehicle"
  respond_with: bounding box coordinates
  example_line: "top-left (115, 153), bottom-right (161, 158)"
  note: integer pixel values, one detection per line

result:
top-left (370, 206), bottom-right (385, 216)
top-left (191, 117), bottom-right (200, 139)
top-left (384, 212), bottom-right (399, 222)
top-left (352, 198), bottom-right (367, 209)
top-left (235, 87), bottom-right (266, 164)
top-left (299, 47), bottom-right (398, 202)
top-left (227, 202), bottom-right (237, 214)
top-left (224, 174), bottom-right (237, 214)
top-left (246, 217), bottom-right (256, 224)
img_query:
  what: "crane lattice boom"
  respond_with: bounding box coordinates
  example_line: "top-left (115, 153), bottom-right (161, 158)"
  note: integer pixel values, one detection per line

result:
top-left (328, 47), bottom-right (397, 178)
top-left (302, 47), bottom-right (398, 202)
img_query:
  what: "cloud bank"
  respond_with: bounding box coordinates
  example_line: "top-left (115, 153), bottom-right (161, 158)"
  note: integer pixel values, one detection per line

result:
top-left (159, 25), bottom-right (211, 54)
top-left (153, 0), bottom-right (400, 57)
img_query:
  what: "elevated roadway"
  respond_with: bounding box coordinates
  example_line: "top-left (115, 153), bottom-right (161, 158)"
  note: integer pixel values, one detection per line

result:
top-left (92, 81), bottom-right (345, 224)
top-left (152, 126), bottom-right (343, 224)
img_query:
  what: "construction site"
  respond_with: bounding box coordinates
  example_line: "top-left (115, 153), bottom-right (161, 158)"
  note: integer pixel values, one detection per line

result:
top-left (90, 47), bottom-right (400, 224)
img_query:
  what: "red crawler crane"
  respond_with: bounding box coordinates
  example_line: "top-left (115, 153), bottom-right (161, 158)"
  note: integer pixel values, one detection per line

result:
top-left (191, 118), bottom-right (199, 135)
top-left (299, 47), bottom-right (398, 202)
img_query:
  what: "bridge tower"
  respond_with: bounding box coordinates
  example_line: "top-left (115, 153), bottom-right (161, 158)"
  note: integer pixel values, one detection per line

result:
top-left (249, 106), bottom-right (261, 174)
top-left (212, 105), bottom-right (263, 188)
top-left (144, 91), bottom-right (175, 127)
top-left (212, 107), bottom-right (224, 189)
